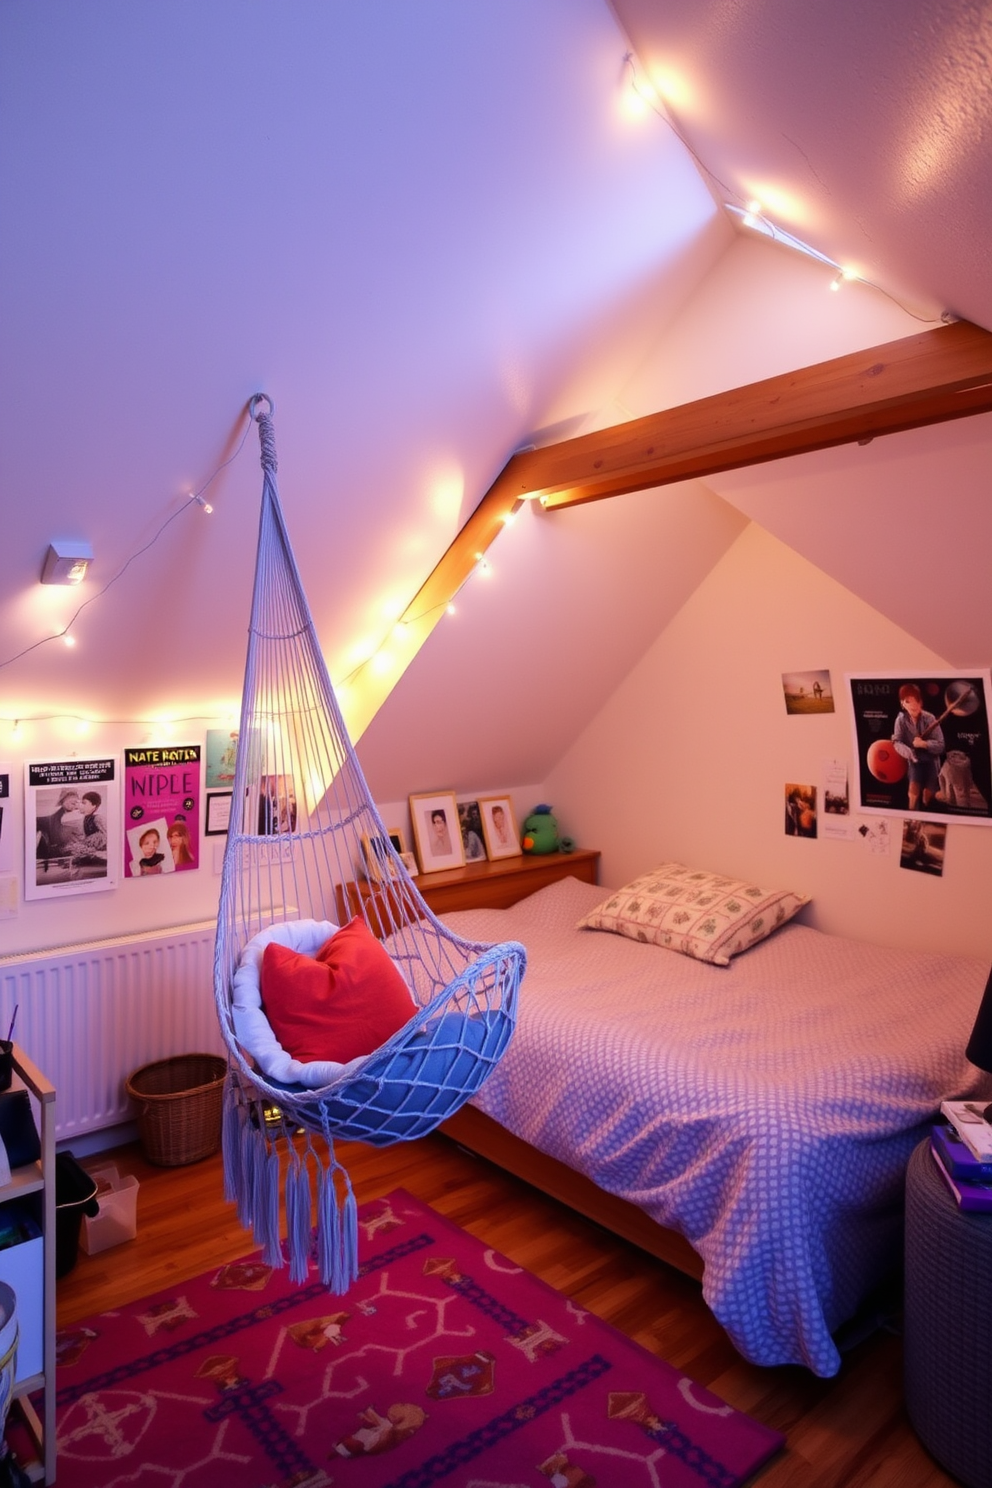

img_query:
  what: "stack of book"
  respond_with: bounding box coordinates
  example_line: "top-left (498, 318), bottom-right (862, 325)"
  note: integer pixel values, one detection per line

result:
top-left (930, 1100), bottom-right (992, 1211)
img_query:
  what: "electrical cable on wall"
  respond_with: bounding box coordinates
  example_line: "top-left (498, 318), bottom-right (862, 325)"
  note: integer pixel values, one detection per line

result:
top-left (0, 415), bottom-right (255, 678)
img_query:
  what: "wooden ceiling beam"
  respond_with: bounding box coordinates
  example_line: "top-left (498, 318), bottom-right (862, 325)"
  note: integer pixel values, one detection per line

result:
top-left (489, 319), bottom-right (992, 511)
top-left (343, 319), bottom-right (992, 739)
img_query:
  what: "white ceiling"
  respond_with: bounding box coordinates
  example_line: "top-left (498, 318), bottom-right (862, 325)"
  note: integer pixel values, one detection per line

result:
top-left (609, 0), bottom-right (992, 331)
top-left (2, 0), bottom-right (990, 794)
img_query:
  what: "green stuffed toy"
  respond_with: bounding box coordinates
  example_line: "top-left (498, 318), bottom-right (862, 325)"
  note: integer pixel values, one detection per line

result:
top-left (521, 803), bottom-right (571, 855)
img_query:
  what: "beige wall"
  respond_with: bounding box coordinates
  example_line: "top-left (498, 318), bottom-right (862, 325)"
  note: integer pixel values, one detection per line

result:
top-left (546, 521), bottom-right (992, 960)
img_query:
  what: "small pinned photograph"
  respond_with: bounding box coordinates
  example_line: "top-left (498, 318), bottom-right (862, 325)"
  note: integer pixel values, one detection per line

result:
top-left (781, 670), bottom-right (834, 715)
top-left (784, 783), bottom-right (817, 838)
top-left (899, 818), bottom-right (946, 876)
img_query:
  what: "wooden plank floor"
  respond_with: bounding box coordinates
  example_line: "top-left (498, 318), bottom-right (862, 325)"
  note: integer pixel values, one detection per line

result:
top-left (56, 1133), bottom-right (953, 1488)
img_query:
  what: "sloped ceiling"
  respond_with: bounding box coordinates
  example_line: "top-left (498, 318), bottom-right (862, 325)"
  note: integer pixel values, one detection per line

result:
top-left (3, 0), bottom-right (990, 797)
top-left (0, 0), bottom-right (726, 734)
top-left (355, 480), bottom-right (748, 798)
top-left (602, 0), bottom-right (992, 676)
top-left (609, 0), bottom-right (992, 331)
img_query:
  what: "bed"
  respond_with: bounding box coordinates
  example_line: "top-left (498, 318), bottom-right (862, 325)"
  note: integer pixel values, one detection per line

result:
top-left (434, 873), bottom-right (990, 1377)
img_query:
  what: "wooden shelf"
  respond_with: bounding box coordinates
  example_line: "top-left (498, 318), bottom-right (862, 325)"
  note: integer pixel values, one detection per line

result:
top-left (336, 848), bottom-right (600, 929)
top-left (0, 1046), bottom-right (55, 1484)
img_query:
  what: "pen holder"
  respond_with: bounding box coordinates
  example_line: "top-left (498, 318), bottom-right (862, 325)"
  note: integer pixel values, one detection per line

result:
top-left (0, 1044), bottom-right (12, 1094)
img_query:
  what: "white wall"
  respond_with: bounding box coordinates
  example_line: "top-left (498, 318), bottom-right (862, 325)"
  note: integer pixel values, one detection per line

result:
top-left (546, 521), bottom-right (992, 959)
top-left (0, 715), bottom-right (548, 956)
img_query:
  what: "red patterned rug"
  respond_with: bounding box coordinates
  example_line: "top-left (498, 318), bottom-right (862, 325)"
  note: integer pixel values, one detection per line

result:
top-left (55, 1189), bottom-right (782, 1487)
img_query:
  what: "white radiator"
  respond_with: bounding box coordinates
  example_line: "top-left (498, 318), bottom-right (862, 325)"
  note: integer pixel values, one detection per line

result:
top-left (0, 922), bottom-right (224, 1144)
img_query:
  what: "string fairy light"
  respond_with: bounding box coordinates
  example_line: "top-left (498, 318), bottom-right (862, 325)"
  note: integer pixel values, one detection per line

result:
top-left (620, 52), bottom-right (942, 325)
top-left (335, 499), bottom-right (523, 689)
top-left (0, 411), bottom-right (253, 676)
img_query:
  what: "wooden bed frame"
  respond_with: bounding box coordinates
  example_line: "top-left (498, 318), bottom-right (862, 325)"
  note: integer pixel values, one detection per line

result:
top-left (439, 1103), bottom-right (704, 1280)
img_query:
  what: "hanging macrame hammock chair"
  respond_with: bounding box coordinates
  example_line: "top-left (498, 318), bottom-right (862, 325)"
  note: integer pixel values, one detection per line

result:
top-left (214, 395), bottom-right (525, 1292)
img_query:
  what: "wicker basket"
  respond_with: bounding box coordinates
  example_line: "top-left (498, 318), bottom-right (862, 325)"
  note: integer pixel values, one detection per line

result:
top-left (125, 1053), bottom-right (227, 1166)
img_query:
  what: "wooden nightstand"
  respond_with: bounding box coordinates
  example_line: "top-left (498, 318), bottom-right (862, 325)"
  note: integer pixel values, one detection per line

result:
top-left (336, 848), bottom-right (599, 929)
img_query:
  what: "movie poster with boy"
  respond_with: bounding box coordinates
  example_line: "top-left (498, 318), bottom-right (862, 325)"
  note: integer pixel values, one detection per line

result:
top-left (123, 745), bottom-right (201, 877)
top-left (847, 671), bottom-right (992, 826)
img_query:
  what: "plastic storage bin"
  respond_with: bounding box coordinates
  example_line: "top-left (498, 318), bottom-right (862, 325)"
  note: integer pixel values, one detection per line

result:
top-left (81, 1166), bottom-right (139, 1255)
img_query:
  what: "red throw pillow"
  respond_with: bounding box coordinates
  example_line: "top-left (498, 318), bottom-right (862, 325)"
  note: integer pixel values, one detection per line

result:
top-left (260, 918), bottom-right (414, 1065)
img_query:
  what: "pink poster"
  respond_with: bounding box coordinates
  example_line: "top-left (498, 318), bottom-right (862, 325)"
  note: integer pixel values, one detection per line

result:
top-left (123, 745), bottom-right (201, 878)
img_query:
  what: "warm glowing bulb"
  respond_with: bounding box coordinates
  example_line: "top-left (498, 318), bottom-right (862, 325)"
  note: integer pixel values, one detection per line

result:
top-left (746, 199), bottom-right (762, 215)
top-left (371, 650), bottom-right (393, 675)
top-left (622, 84), bottom-right (651, 120)
top-left (840, 266), bottom-right (858, 281)
top-left (830, 273), bottom-right (843, 292)
top-left (63, 634), bottom-right (76, 648)
top-left (446, 603), bottom-right (456, 615)
top-left (76, 719), bottom-right (89, 736)
top-left (501, 510), bottom-right (517, 526)
top-left (194, 494), bottom-right (213, 513)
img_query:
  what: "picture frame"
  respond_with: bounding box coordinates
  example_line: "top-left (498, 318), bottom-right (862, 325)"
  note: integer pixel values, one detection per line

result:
top-left (257, 774), bottom-right (298, 836)
top-left (205, 792), bottom-right (232, 836)
top-left (457, 799), bottom-right (488, 862)
top-left (847, 670), bottom-right (992, 826)
top-left (478, 794), bottom-right (521, 860)
top-left (409, 791), bottom-right (465, 873)
top-left (360, 830), bottom-right (401, 884)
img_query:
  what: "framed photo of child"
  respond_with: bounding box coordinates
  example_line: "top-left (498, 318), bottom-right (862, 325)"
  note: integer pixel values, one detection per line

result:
top-left (478, 795), bottom-right (521, 859)
top-left (847, 670), bottom-right (992, 825)
top-left (409, 792), bottom-right (465, 874)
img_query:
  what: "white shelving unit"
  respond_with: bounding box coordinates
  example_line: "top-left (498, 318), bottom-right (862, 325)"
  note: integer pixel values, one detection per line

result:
top-left (0, 1047), bottom-right (56, 1485)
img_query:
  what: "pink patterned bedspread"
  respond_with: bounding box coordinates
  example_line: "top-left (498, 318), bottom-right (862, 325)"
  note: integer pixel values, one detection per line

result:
top-left (442, 877), bottom-right (990, 1376)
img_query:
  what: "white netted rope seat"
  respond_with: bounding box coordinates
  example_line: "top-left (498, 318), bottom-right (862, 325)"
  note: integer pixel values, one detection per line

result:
top-left (214, 395), bottom-right (525, 1291)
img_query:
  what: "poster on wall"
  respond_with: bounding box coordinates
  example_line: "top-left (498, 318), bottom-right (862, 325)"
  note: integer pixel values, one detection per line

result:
top-left (24, 757), bottom-right (118, 900)
top-left (123, 745), bottom-right (201, 878)
top-left (847, 671), bottom-right (992, 825)
top-left (205, 728), bottom-right (238, 789)
top-left (0, 764), bottom-right (12, 873)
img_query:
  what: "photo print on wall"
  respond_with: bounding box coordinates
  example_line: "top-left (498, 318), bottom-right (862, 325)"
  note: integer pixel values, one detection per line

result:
top-left (847, 671), bottom-right (992, 825)
top-left (784, 783), bottom-right (817, 838)
top-left (899, 817), bottom-right (946, 876)
top-left (124, 745), bottom-right (201, 878)
top-left (781, 669), bottom-right (834, 715)
top-left (25, 757), bottom-right (119, 899)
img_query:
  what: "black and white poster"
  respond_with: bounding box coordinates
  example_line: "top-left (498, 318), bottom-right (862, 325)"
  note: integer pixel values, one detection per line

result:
top-left (24, 757), bottom-right (119, 899)
top-left (847, 671), bottom-right (992, 826)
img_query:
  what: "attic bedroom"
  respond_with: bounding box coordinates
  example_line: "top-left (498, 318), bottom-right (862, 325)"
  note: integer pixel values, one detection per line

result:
top-left (1, 3), bottom-right (991, 1486)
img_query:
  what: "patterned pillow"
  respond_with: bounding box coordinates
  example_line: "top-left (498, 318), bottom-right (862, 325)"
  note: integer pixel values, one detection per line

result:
top-left (578, 863), bottom-right (810, 966)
